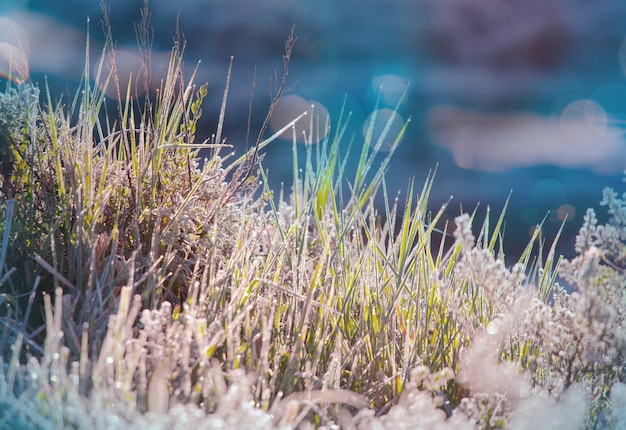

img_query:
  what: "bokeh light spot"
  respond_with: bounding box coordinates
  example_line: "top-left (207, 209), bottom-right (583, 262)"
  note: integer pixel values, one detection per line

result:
top-left (0, 42), bottom-right (29, 83)
top-left (0, 17), bottom-right (29, 49)
top-left (0, 17), bottom-right (29, 83)
top-left (362, 108), bottom-right (405, 152)
top-left (370, 73), bottom-right (411, 108)
top-left (269, 94), bottom-right (329, 144)
top-left (556, 204), bottom-right (575, 222)
top-left (559, 99), bottom-right (608, 146)
top-left (96, 49), bottom-right (146, 101)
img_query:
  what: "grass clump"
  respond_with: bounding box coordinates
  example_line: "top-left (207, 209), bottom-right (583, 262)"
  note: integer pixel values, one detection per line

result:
top-left (1, 21), bottom-right (626, 430)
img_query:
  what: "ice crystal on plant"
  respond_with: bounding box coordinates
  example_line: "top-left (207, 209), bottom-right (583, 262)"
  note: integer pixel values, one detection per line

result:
top-left (2, 17), bottom-right (626, 428)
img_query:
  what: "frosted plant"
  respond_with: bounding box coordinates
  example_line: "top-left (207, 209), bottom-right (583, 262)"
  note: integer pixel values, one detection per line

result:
top-left (3, 4), bottom-right (626, 427)
top-left (516, 173), bottom-right (626, 429)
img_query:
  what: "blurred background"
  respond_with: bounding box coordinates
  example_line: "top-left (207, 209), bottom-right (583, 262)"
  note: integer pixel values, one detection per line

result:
top-left (1, 0), bottom-right (626, 261)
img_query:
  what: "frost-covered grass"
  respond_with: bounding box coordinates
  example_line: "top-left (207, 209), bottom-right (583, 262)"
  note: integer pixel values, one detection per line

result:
top-left (1, 22), bottom-right (626, 430)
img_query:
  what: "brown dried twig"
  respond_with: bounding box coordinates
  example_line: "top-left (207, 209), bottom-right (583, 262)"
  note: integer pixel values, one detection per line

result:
top-left (220, 26), bottom-right (297, 205)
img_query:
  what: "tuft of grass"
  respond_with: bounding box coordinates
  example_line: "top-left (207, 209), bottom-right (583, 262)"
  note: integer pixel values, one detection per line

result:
top-left (1, 12), bottom-right (626, 429)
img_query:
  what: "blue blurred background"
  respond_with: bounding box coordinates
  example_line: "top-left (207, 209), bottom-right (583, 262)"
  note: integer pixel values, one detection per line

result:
top-left (1, 0), bottom-right (626, 261)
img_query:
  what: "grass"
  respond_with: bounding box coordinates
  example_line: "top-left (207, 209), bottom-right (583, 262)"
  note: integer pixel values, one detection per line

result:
top-left (1, 15), bottom-right (626, 430)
